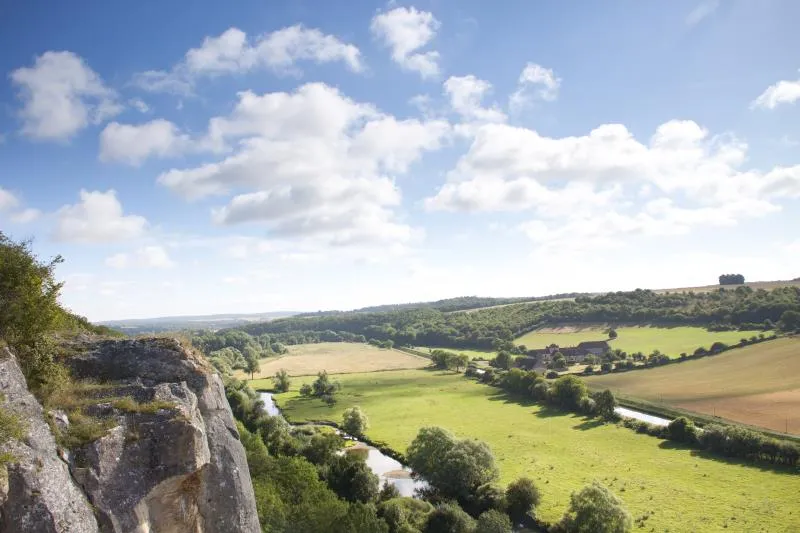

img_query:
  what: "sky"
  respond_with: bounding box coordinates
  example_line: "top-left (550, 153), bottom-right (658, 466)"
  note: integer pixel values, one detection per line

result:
top-left (1, 0), bottom-right (800, 321)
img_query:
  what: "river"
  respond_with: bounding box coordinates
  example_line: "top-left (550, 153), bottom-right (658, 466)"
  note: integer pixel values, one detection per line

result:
top-left (614, 406), bottom-right (671, 427)
top-left (259, 392), bottom-right (426, 497)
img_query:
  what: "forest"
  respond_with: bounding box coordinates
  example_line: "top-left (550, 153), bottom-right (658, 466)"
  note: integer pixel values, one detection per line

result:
top-left (234, 287), bottom-right (800, 350)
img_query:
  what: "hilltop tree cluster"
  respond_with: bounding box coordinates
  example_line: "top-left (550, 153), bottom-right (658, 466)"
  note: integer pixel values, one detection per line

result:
top-left (719, 274), bottom-right (745, 285)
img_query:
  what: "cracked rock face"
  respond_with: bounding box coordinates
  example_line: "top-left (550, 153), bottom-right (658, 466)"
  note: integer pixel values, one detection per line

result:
top-left (0, 347), bottom-right (99, 533)
top-left (0, 338), bottom-right (260, 533)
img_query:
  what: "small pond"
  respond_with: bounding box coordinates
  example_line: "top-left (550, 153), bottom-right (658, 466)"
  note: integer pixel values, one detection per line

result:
top-left (260, 392), bottom-right (426, 497)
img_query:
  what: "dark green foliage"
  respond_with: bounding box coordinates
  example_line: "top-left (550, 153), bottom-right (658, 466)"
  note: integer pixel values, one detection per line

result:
top-left (378, 497), bottom-right (434, 533)
top-left (593, 390), bottom-right (617, 420)
top-left (779, 310), bottom-right (800, 332)
top-left (667, 417), bottom-right (697, 444)
top-left (504, 477), bottom-right (540, 525)
top-left (550, 375), bottom-right (589, 410)
top-left (273, 369), bottom-right (291, 392)
top-left (407, 427), bottom-right (499, 503)
top-left (323, 452), bottom-right (380, 503)
top-left (559, 482), bottom-right (632, 533)
top-left (719, 274), bottom-right (745, 285)
top-left (423, 502), bottom-right (476, 533)
top-left (475, 509), bottom-right (512, 533)
top-left (342, 406), bottom-right (369, 437)
top-left (234, 286), bottom-right (799, 351)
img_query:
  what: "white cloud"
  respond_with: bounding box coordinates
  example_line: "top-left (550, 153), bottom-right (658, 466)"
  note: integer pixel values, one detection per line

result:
top-left (99, 119), bottom-right (193, 165)
top-left (371, 7), bottom-right (441, 78)
top-left (10, 51), bottom-right (121, 141)
top-left (444, 75), bottom-right (506, 124)
top-left (53, 190), bottom-right (147, 243)
top-left (158, 82), bottom-right (447, 246)
top-left (134, 25), bottom-right (362, 94)
top-left (686, 0), bottom-right (720, 27)
top-left (426, 119), bottom-right (800, 251)
top-left (0, 188), bottom-right (19, 211)
top-left (129, 98), bottom-right (150, 113)
top-left (751, 75), bottom-right (800, 110)
top-left (105, 245), bottom-right (175, 269)
top-left (509, 63), bottom-right (561, 111)
top-left (10, 208), bottom-right (41, 224)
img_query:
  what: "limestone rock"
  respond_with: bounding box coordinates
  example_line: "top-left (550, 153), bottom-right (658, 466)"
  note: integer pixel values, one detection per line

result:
top-left (0, 347), bottom-right (100, 533)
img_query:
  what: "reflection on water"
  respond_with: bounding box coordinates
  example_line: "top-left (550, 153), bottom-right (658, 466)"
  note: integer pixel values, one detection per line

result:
top-left (346, 444), bottom-right (427, 497)
top-left (259, 392), bottom-right (426, 497)
top-left (615, 406), bottom-right (671, 427)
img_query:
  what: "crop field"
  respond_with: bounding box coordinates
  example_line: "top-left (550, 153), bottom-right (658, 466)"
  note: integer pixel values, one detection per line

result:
top-left (515, 325), bottom-right (766, 357)
top-left (238, 342), bottom-right (428, 380)
top-left (584, 337), bottom-right (800, 434)
top-left (276, 369), bottom-right (799, 532)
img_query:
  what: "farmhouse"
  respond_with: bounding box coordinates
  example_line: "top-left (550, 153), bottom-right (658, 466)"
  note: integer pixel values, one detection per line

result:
top-left (517, 340), bottom-right (611, 369)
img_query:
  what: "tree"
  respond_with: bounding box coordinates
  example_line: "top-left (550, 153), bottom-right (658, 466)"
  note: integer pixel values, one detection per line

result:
top-left (667, 417), bottom-right (697, 444)
top-left (779, 310), bottom-right (800, 332)
top-left (719, 274), bottom-right (745, 285)
top-left (324, 453), bottom-right (380, 503)
top-left (423, 502), bottom-right (475, 533)
top-left (330, 502), bottom-right (389, 533)
top-left (342, 406), bottom-right (369, 438)
top-left (550, 375), bottom-right (588, 410)
top-left (493, 351), bottom-right (512, 370)
top-left (551, 352), bottom-right (567, 370)
top-left (273, 369), bottom-right (291, 393)
top-left (593, 389), bottom-right (617, 420)
top-left (245, 355), bottom-right (260, 380)
top-left (453, 354), bottom-right (470, 372)
top-left (607, 329), bottom-right (618, 340)
top-left (407, 427), bottom-right (499, 501)
top-left (475, 509), bottom-right (512, 533)
top-left (299, 383), bottom-right (313, 397)
top-left (505, 477), bottom-right (541, 524)
top-left (377, 497), bottom-right (434, 533)
top-left (312, 370), bottom-right (340, 399)
top-left (559, 482), bottom-right (632, 533)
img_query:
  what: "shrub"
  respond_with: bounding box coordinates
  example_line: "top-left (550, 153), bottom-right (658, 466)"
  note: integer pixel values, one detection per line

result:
top-left (545, 371), bottom-right (559, 379)
top-left (667, 417), bottom-right (698, 444)
top-left (342, 406), bottom-right (369, 438)
top-left (559, 481), bottom-right (632, 533)
top-left (476, 509), bottom-right (512, 533)
top-left (505, 477), bottom-right (541, 524)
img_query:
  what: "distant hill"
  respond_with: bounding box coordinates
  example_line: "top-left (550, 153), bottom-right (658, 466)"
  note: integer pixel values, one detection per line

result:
top-left (99, 311), bottom-right (298, 335)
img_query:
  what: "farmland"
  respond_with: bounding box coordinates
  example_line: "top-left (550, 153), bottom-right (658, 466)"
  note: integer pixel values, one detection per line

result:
top-left (515, 325), bottom-right (767, 357)
top-left (276, 369), bottom-right (799, 532)
top-left (584, 337), bottom-right (800, 434)
top-left (237, 342), bottom-right (428, 379)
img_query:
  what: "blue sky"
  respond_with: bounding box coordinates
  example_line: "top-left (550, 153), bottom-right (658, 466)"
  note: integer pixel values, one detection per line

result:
top-left (1, 0), bottom-right (799, 321)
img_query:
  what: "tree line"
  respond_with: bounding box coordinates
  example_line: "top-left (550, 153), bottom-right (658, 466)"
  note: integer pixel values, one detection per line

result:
top-left (232, 286), bottom-right (800, 352)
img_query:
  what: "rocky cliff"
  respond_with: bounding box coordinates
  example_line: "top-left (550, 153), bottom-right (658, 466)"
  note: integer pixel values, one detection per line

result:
top-left (0, 338), bottom-right (260, 533)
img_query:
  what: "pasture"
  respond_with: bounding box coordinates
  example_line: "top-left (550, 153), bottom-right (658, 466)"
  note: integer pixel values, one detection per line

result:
top-left (584, 337), bottom-right (800, 434)
top-left (277, 369), bottom-right (799, 532)
top-left (415, 346), bottom-right (496, 360)
top-left (238, 342), bottom-right (428, 380)
top-left (515, 325), bottom-right (766, 357)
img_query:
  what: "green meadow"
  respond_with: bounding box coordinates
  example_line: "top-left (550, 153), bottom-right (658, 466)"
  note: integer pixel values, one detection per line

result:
top-left (271, 369), bottom-right (799, 532)
top-left (515, 325), bottom-right (767, 357)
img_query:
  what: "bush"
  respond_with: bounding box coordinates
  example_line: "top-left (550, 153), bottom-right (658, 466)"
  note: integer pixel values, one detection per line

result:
top-left (476, 509), bottom-right (512, 533)
top-left (667, 417), bottom-right (698, 444)
top-left (505, 477), bottom-right (541, 524)
top-left (559, 481), bottom-right (632, 533)
top-left (545, 371), bottom-right (559, 379)
top-left (342, 406), bottom-right (369, 438)
top-left (424, 502), bottom-right (475, 533)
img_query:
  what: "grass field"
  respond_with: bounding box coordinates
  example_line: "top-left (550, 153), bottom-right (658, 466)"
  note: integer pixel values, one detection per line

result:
top-left (415, 347), bottom-right (496, 360)
top-left (236, 342), bottom-right (428, 380)
top-left (654, 279), bottom-right (800, 294)
top-left (275, 369), bottom-right (799, 532)
top-left (584, 337), bottom-right (800, 434)
top-left (515, 325), bottom-right (767, 357)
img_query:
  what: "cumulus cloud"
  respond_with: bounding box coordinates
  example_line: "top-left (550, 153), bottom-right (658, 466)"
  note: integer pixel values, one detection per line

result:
top-left (99, 119), bottom-right (194, 165)
top-left (105, 245), bottom-right (175, 269)
top-left (751, 74), bottom-right (800, 110)
top-left (426, 119), bottom-right (800, 251)
top-left (10, 208), bottom-right (41, 224)
top-left (158, 82), bottom-right (447, 246)
top-left (53, 190), bottom-right (147, 243)
top-left (509, 63), bottom-right (561, 111)
top-left (444, 75), bottom-right (506, 124)
top-left (0, 188), bottom-right (19, 211)
top-left (371, 7), bottom-right (441, 78)
top-left (129, 98), bottom-right (150, 113)
top-left (133, 25), bottom-right (362, 94)
top-left (10, 51), bottom-right (121, 141)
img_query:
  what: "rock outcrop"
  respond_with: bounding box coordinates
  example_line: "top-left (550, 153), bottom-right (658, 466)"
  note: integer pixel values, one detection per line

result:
top-left (0, 338), bottom-right (260, 533)
top-left (0, 346), bottom-right (99, 533)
